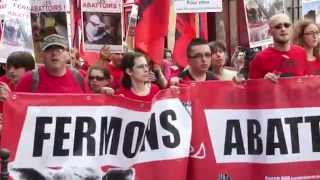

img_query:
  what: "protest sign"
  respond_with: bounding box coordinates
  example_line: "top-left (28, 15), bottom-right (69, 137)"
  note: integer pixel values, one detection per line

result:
top-left (0, 0), bottom-right (33, 63)
top-left (174, 0), bottom-right (222, 13)
top-left (2, 90), bottom-right (191, 179)
top-left (81, 0), bottom-right (123, 53)
top-left (3, 77), bottom-right (320, 179)
top-left (30, 0), bottom-right (70, 63)
top-left (302, 0), bottom-right (320, 23)
top-left (244, 0), bottom-right (285, 48)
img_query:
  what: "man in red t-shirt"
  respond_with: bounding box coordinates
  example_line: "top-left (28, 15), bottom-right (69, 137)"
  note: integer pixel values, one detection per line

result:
top-left (249, 14), bottom-right (307, 81)
top-left (16, 34), bottom-right (85, 93)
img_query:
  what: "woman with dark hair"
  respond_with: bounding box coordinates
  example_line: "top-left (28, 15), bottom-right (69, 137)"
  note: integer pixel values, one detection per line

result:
top-left (88, 65), bottom-right (114, 95)
top-left (292, 19), bottom-right (320, 75)
top-left (117, 52), bottom-right (159, 101)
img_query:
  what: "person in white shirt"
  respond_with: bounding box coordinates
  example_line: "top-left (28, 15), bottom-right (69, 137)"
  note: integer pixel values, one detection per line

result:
top-left (209, 41), bottom-right (238, 80)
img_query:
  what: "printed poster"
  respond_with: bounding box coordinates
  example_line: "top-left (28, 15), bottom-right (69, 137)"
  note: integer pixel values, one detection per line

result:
top-left (302, 0), bottom-right (320, 23)
top-left (0, 0), bottom-right (33, 63)
top-left (244, 0), bottom-right (285, 48)
top-left (30, 0), bottom-right (70, 62)
top-left (174, 0), bottom-right (222, 13)
top-left (81, 0), bottom-right (123, 53)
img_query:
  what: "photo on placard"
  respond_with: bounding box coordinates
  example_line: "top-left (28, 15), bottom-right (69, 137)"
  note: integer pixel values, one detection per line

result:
top-left (82, 11), bottom-right (122, 52)
top-left (244, 0), bottom-right (284, 48)
top-left (2, 17), bottom-right (33, 49)
top-left (31, 12), bottom-right (68, 62)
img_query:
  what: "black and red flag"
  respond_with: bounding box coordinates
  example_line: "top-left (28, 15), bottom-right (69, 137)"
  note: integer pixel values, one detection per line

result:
top-left (134, 0), bottom-right (170, 64)
top-left (172, 13), bottom-right (196, 68)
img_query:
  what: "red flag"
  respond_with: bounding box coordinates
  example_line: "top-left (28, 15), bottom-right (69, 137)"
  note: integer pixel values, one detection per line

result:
top-left (134, 0), bottom-right (170, 64)
top-left (172, 14), bottom-right (196, 68)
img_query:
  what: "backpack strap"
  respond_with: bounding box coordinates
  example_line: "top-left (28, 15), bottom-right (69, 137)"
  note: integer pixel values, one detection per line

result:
top-left (31, 69), bottom-right (39, 92)
top-left (70, 68), bottom-right (85, 91)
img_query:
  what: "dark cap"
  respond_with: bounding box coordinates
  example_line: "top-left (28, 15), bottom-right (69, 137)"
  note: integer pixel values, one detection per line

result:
top-left (41, 34), bottom-right (68, 51)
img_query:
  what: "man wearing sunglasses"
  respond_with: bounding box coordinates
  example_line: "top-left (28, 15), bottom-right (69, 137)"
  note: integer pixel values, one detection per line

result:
top-left (170, 38), bottom-right (217, 85)
top-left (249, 13), bottom-right (307, 82)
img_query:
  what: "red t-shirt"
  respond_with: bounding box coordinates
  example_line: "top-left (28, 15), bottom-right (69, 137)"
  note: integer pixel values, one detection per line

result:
top-left (116, 83), bottom-right (160, 102)
top-left (16, 67), bottom-right (85, 93)
top-left (0, 76), bottom-right (15, 91)
top-left (305, 59), bottom-right (320, 75)
top-left (107, 63), bottom-right (123, 90)
top-left (249, 45), bottom-right (307, 79)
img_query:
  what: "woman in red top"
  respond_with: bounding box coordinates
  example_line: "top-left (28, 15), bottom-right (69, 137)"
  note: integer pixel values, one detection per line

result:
top-left (292, 20), bottom-right (320, 75)
top-left (117, 52), bottom-right (159, 102)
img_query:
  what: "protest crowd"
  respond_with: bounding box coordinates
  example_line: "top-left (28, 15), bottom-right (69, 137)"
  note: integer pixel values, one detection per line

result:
top-left (0, 0), bottom-right (320, 179)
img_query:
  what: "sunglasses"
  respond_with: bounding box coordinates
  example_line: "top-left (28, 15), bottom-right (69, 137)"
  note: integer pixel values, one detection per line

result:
top-left (89, 76), bottom-right (105, 81)
top-left (272, 23), bottom-right (291, 29)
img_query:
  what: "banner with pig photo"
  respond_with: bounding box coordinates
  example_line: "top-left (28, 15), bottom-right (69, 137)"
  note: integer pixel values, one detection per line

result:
top-left (81, 0), bottom-right (123, 53)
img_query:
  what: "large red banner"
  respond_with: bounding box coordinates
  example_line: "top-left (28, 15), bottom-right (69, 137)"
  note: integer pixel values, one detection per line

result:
top-left (190, 76), bottom-right (320, 179)
top-left (2, 77), bottom-right (320, 179)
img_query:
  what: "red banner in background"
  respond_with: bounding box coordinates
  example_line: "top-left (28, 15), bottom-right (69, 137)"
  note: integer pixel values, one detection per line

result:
top-left (2, 77), bottom-right (320, 179)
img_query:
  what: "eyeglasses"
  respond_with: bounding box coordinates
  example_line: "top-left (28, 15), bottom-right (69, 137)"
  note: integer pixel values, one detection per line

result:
top-left (304, 31), bottom-right (320, 36)
top-left (272, 23), bottom-right (291, 29)
top-left (189, 52), bottom-right (212, 59)
top-left (89, 76), bottom-right (105, 81)
top-left (134, 64), bottom-right (149, 70)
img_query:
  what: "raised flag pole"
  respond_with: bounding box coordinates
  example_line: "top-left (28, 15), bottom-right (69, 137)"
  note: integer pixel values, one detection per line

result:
top-left (167, 0), bottom-right (176, 51)
top-left (195, 13), bottom-right (200, 38)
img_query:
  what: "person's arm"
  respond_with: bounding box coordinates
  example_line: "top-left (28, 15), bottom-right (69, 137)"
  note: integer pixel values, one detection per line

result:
top-left (152, 64), bottom-right (168, 89)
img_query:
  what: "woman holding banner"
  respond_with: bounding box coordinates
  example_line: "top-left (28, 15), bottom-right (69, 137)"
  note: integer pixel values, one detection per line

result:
top-left (292, 20), bottom-right (320, 75)
top-left (117, 52), bottom-right (159, 102)
top-left (87, 65), bottom-right (114, 95)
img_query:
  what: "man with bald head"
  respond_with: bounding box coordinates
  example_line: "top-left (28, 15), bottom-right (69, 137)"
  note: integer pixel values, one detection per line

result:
top-left (249, 13), bottom-right (307, 82)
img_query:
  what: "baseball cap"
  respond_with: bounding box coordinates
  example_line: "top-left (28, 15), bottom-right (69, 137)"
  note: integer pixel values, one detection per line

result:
top-left (41, 34), bottom-right (69, 51)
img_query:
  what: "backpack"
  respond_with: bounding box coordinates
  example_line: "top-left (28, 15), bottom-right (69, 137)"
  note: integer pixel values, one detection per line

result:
top-left (31, 68), bottom-right (85, 92)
